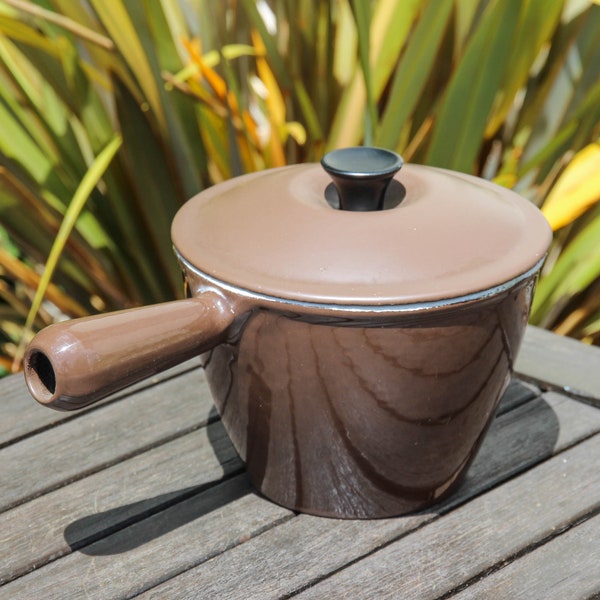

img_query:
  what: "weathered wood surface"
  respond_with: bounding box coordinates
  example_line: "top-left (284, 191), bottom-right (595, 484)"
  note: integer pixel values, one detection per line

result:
top-left (0, 359), bottom-right (200, 448)
top-left (293, 433), bottom-right (600, 599)
top-left (0, 326), bottom-right (599, 599)
top-left (0, 422), bottom-right (244, 585)
top-left (452, 512), bottom-right (600, 600)
top-left (516, 325), bottom-right (600, 406)
top-left (0, 362), bottom-right (213, 512)
top-left (137, 395), bottom-right (600, 600)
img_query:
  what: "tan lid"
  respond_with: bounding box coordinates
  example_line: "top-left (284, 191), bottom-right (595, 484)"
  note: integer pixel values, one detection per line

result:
top-left (172, 148), bottom-right (552, 306)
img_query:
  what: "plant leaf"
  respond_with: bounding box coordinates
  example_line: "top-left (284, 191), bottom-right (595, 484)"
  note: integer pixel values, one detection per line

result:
top-left (23, 133), bottom-right (122, 333)
top-left (542, 142), bottom-right (600, 230)
top-left (531, 207), bottom-right (600, 325)
top-left (485, 0), bottom-right (563, 137)
top-left (88, 0), bottom-right (166, 133)
top-left (425, 0), bottom-right (521, 172)
top-left (375, 0), bottom-right (453, 150)
top-left (350, 0), bottom-right (375, 144)
top-left (326, 0), bottom-right (421, 149)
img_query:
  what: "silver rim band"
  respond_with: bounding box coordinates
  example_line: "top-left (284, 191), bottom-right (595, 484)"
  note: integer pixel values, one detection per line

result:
top-left (175, 249), bottom-right (545, 314)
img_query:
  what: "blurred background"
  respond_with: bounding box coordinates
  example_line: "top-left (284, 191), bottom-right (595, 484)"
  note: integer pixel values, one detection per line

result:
top-left (0, 0), bottom-right (599, 375)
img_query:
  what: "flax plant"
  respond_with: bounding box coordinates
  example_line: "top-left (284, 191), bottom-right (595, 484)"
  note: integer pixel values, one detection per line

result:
top-left (0, 0), bottom-right (599, 374)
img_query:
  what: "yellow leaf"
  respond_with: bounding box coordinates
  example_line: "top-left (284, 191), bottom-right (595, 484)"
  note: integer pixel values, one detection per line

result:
top-left (250, 30), bottom-right (286, 166)
top-left (542, 143), bottom-right (600, 230)
top-left (251, 30), bottom-right (285, 126)
top-left (492, 173), bottom-right (517, 189)
top-left (24, 134), bottom-right (123, 330)
top-left (283, 122), bottom-right (307, 145)
top-left (0, 248), bottom-right (87, 318)
top-left (89, 0), bottom-right (166, 133)
top-left (182, 38), bottom-right (227, 99)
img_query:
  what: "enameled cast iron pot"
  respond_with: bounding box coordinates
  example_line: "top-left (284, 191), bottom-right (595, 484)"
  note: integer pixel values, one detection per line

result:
top-left (24, 148), bottom-right (552, 519)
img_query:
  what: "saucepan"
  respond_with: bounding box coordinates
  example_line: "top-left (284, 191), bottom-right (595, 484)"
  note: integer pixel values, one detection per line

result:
top-left (24, 147), bottom-right (551, 518)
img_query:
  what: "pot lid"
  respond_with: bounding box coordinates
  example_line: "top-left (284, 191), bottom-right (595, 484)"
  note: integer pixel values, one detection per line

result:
top-left (172, 147), bottom-right (552, 306)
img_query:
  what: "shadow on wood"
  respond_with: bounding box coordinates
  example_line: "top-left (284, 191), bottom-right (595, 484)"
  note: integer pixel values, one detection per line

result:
top-left (63, 475), bottom-right (251, 555)
top-left (455, 392), bottom-right (561, 505)
top-left (63, 406), bottom-right (250, 556)
top-left (63, 387), bottom-right (560, 557)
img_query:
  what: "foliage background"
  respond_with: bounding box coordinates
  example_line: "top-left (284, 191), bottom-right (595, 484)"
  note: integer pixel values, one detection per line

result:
top-left (0, 0), bottom-right (599, 375)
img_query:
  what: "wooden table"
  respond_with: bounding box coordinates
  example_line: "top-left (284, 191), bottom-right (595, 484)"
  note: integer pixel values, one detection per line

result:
top-left (1, 325), bottom-right (599, 599)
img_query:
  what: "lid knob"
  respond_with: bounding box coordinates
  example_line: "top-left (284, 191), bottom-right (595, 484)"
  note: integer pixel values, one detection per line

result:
top-left (321, 147), bottom-right (404, 211)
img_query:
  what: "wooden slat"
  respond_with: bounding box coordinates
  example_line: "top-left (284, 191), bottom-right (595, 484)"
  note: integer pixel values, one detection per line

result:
top-left (497, 378), bottom-right (538, 414)
top-left (462, 392), bottom-right (599, 489)
top-left (126, 393), bottom-right (600, 599)
top-left (0, 344), bottom-right (533, 450)
top-left (0, 359), bottom-right (202, 448)
top-left (0, 379), bottom-right (534, 580)
top-left (451, 512), bottom-right (600, 599)
top-left (0, 367), bottom-right (214, 512)
top-left (0, 378), bottom-right (537, 593)
top-left (0, 343), bottom-right (536, 454)
top-left (0, 421), bottom-right (243, 584)
top-left (0, 372), bottom-right (533, 514)
top-left (0, 372), bottom-right (532, 451)
top-left (1, 325), bottom-right (598, 598)
top-left (1, 476), bottom-right (293, 600)
top-left (516, 325), bottom-right (600, 406)
top-left (294, 433), bottom-right (600, 599)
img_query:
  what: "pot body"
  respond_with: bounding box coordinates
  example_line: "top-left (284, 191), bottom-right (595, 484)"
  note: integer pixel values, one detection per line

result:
top-left (189, 269), bottom-right (537, 518)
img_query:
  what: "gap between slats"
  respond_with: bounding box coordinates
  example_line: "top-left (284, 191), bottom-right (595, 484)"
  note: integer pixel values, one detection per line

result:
top-left (439, 501), bottom-right (600, 599)
top-left (0, 361), bottom-right (202, 451)
top-left (131, 391), bottom-right (600, 599)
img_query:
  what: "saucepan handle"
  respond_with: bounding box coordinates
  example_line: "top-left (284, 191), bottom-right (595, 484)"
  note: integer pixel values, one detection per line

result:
top-left (23, 293), bottom-right (234, 411)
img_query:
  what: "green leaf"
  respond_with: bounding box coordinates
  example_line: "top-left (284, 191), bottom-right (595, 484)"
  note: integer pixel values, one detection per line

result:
top-left (531, 211), bottom-right (600, 324)
top-left (333, 0), bottom-right (357, 86)
top-left (485, 0), bottom-right (563, 137)
top-left (375, 0), bottom-right (453, 149)
top-left (516, 8), bottom-right (594, 173)
top-left (350, 0), bottom-right (375, 145)
top-left (23, 133), bottom-right (122, 331)
top-left (113, 77), bottom-right (183, 300)
top-left (453, 0), bottom-right (483, 56)
top-left (88, 0), bottom-right (166, 134)
top-left (140, 0), bottom-right (207, 196)
top-left (0, 33), bottom-right (66, 145)
top-left (0, 96), bottom-right (53, 184)
top-left (326, 0), bottom-right (421, 149)
top-left (425, 0), bottom-right (521, 172)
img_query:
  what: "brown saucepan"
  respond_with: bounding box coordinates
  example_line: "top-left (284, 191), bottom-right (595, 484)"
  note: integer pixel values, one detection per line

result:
top-left (24, 148), bottom-right (552, 518)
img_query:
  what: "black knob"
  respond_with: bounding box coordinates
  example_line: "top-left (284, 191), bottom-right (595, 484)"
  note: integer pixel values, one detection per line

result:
top-left (321, 147), bottom-right (404, 211)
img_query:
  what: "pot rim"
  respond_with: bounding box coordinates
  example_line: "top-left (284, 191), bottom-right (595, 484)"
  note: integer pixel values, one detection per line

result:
top-left (176, 250), bottom-right (545, 315)
top-left (173, 163), bottom-right (552, 308)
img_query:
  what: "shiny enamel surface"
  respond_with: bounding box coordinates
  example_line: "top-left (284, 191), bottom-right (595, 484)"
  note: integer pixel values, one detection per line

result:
top-left (172, 163), bottom-right (551, 305)
top-left (193, 270), bottom-right (537, 517)
top-left (24, 296), bottom-right (233, 410)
